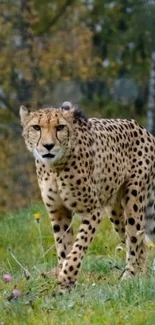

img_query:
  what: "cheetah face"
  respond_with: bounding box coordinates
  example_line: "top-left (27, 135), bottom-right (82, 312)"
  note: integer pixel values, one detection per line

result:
top-left (19, 105), bottom-right (74, 165)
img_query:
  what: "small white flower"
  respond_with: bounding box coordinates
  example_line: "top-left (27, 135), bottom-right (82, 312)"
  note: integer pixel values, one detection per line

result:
top-left (95, 24), bottom-right (102, 32)
top-left (102, 59), bottom-right (110, 68)
top-left (128, 42), bottom-right (135, 49)
top-left (105, 2), bottom-right (115, 9)
top-left (126, 7), bottom-right (132, 13)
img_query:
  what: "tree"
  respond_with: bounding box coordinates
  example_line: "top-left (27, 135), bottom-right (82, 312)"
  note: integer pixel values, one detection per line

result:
top-left (0, 0), bottom-right (95, 116)
top-left (147, 0), bottom-right (155, 134)
top-left (1, 0), bottom-right (155, 213)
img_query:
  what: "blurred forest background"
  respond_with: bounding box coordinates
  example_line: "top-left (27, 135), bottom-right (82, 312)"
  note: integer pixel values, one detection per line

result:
top-left (1, 0), bottom-right (155, 214)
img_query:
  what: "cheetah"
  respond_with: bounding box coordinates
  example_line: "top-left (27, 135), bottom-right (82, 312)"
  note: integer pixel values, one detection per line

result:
top-left (20, 101), bottom-right (155, 289)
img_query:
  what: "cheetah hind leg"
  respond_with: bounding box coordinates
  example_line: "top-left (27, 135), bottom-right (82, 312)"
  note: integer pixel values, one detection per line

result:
top-left (109, 203), bottom-right (126, 244)
top-left (120, 179), bottom-right (147, 280)
top-left (145, 182), bottom-right (155, 245)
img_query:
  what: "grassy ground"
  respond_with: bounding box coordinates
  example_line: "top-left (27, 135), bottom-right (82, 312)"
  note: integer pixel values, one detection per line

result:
top-left (0, 205), bottom-right (155, 325)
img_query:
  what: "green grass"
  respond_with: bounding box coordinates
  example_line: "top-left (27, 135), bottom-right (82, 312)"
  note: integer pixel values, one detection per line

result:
top-left (0, 205), bottom-right (155, 325)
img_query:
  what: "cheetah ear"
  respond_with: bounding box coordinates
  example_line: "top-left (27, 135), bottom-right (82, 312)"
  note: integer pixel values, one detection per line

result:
top-left (19, 105), bottom-right (30, 125)
top-left (61, 101), bottom-right (73, 110)
top-left (61, 102), bottom-right (87, 122)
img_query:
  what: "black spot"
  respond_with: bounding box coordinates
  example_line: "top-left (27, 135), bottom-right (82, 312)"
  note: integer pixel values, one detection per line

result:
top-left (69, 266), bottom-right (74, 272)
top-left (134, 131), bottom-right (138, 137)
top-left (128, 217), bottom-right (135, 225)
top-left (131, 190), bottom-right (137, 197)
top-left (136, 223), bottom-right (140, 231)
top-left (65, 167), bottom-right (70, 172)
top-left (131, 236), bottom-right (137, 243)
top-left (64, 225), bottom-right (69, 231)
top-left (53, 224), bottom-right (60, 232)
top-left (83, 220), bottom-right (90, 225)
top-left (71, 202), bottom-right (77, 208)
top-left (138, 151), bottom-right (142, 157)
top-left (47, 195), bottom-right (54, 201)
top-left (71, 161), bottom-right (76, 167)
top-left (133, 204), bottom-right (138, 213)
top-left (60, 251), bottom-right (66, 258)
top-left (46, 203), bottom-right (51, 207)
top-left (145, 159), bottom-right (150, 165)
top-left (139, 196), bottom-right (143, 203)
top-left (76, 179), bottom-right (81, 185)
top-left (130, 251), bottom-right (135, 256)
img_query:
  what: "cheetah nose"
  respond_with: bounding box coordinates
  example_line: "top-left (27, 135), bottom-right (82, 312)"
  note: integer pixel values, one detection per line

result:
top-left (43, 143), bottom-right (55, 151)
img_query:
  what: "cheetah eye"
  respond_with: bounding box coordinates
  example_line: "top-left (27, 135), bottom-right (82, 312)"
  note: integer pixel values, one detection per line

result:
top-left (32, 125), bottom-right (41, 131)
top-left (56, 125), bottom-right (65, 131)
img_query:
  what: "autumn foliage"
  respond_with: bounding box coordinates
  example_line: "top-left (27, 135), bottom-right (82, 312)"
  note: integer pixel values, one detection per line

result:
top-left (0, 0), bottom-right (154, 213)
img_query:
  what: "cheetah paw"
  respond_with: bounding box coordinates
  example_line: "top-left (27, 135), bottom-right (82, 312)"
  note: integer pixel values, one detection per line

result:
top-left (120, 268), bottom-right (135, 280)
top-left (52, 281), bottom-right (75, 297)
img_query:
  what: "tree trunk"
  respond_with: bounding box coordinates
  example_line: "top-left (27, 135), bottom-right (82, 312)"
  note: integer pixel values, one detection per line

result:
top-left (147, 51), bottom-right (155, 134)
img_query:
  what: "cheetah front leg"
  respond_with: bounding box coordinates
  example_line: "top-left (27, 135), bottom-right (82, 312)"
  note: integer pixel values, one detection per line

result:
top-left (48, 207), bottom-right (73, 275)
top-left (121, 181), bottom-right (147, 279)
top-left (58, 210), bottom-right (101, 289)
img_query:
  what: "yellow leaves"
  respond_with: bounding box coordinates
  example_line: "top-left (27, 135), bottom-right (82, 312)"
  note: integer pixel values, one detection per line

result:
top-left (38, 26), bottom-right (95, 80)
top-left (0, 123), bottom-right (40, 214)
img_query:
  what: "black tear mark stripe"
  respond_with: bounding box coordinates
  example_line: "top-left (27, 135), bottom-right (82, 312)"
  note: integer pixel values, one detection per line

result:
top-left (36, 114), bottom-right (42, 147)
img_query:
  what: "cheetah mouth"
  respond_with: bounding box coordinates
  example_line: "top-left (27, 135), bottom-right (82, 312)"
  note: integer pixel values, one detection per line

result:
top-left (42, 153), bottom-right (55, 159)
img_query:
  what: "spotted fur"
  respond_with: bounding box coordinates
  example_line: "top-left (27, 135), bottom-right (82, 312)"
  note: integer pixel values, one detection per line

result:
top-left (20, 102), bottom-right (155, 288)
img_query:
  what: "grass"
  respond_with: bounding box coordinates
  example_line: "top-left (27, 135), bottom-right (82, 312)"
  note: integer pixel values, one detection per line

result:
top-left (0, 204), bottom-right (155, 325)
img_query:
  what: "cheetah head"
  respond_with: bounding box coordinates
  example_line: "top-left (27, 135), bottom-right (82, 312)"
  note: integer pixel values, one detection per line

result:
top-left (19, 102), bottom-right (86, 166)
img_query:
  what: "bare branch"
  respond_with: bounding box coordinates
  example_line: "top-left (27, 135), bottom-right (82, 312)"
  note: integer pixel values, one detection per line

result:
top-left (36, 0), bottom-right (76, 35)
